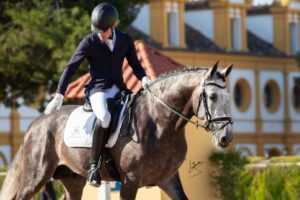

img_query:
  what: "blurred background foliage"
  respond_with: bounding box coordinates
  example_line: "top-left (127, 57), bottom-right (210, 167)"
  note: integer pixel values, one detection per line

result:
top-left (209, 150), bottom-right (300, 200)
top-left (0, 0), bottom-right (147, 110)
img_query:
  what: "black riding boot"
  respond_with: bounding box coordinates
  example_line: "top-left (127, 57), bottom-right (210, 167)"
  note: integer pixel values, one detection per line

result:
top-left (87, 119), bottom-right (108, 187)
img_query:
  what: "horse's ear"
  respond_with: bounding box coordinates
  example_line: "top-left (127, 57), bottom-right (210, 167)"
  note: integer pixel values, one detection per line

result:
top-left (220, 64), bottom-right (233, 78)
top-left (207, 61), bottom-right (219, 77)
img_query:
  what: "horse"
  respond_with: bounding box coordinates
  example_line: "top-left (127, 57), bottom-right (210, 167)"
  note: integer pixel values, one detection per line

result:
top-left (0, 62), bottom-right (233, 200)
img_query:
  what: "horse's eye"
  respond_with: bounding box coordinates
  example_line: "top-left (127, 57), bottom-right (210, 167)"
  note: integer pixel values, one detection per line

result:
top-left (209, 93), bottom-right (217, 101)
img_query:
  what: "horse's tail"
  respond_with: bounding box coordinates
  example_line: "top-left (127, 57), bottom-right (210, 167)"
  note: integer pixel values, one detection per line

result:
top-left (0, 144), bottom-right (24, 200)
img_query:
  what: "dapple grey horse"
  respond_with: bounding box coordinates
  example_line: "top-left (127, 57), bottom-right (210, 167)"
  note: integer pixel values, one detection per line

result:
top-left (0, 62), bottom-right (233, 200)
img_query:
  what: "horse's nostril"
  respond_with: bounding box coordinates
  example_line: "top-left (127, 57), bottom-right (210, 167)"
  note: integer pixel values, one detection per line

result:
top-left (221, 136), bottom-right (226, 144)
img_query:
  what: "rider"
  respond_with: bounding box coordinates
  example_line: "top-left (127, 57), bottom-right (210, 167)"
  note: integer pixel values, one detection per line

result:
top-left (44, 2), bottom-right (150, 187)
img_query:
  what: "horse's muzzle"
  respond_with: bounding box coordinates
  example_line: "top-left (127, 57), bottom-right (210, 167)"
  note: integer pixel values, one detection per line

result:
top-left (218, 130), bottom-right (233, 148)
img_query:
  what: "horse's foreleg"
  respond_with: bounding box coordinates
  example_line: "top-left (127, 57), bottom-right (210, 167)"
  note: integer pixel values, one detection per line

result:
top-left (157, 172), bottom-right (188, 200)
top-left (120, 180), bottom-right (139, 200)
top-left (59, 174), bottom-right (86, 200)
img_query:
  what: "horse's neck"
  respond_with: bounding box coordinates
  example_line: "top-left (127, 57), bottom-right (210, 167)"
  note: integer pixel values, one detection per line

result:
top-left (147, 72), bottom-right (202, 132)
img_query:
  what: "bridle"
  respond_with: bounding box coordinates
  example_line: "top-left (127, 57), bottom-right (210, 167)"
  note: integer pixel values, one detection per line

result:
top-left (195, 81), bottom-right (233, 132)
top-left (146, 80), bottom-right (233, 132)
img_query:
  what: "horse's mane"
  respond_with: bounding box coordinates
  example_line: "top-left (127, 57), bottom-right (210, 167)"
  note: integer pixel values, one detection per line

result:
top-left (150, 67), bottom-right (207, 86)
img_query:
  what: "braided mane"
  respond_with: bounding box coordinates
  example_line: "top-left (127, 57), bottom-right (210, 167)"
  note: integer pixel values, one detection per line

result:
top-left (151, 67), bottom-right (207, 85)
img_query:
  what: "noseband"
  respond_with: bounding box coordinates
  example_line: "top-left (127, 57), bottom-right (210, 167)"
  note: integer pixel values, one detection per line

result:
top-left (147, 81), bottom-right (232, 132)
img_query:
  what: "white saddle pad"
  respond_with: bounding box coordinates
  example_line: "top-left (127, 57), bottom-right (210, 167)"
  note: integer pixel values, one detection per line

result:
top-left (64, 97), bottom-right (129, 148)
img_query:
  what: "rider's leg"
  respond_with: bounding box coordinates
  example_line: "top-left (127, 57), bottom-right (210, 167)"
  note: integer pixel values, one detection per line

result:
top-left (87, 119), bottom-right (108, 187)
top-left (87, 85), bottom-right (119, 187)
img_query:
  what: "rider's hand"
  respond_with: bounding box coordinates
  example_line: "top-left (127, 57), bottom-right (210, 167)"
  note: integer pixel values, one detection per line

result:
top-left (44, 93), bottom-right (64, 115)
top-left (142, 76), bottom-right (150, 89)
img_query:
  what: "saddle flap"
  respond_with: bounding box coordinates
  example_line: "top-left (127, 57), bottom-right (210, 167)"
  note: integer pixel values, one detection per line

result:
top-left (107, 92), bottom-right (130, 134)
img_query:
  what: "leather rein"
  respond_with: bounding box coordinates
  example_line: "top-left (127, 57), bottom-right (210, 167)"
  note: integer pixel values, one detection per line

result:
top-left (146, 81), bottom-right (233, 132)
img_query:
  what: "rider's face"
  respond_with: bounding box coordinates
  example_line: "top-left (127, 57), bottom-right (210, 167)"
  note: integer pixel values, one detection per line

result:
top-left (98, 28), bottom-right (113, 41)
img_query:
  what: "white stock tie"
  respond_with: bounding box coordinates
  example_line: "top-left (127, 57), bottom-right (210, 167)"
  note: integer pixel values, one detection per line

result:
top-left (106, 39), bottom-right (114, 52)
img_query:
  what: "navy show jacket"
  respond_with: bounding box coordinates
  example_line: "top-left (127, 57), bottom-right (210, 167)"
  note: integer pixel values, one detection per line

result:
top-left (57, 29), bottom-right (147, 97)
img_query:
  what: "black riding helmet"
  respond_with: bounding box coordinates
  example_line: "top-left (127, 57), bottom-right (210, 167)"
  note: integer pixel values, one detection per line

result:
top-left (91, 2), bottom-right (119, 33)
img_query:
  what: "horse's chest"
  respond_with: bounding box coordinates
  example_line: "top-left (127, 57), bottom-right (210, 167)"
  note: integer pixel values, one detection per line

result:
top-left (117, 135), bottom-right (187, 185)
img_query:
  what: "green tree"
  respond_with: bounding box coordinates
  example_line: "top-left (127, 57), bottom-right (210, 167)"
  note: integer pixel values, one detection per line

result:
top-left (58, 0), bottom-right (147, 30)
top-left (0, 0), bottom-right (147, 110)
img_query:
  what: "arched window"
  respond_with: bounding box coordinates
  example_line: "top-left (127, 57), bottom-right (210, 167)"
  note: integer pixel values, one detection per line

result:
top-left (234, 78), bottom-right (251, 112)
top-left (238, 147), bottom-right (254, 156)
top-left (267, 147), bottom-right (281, 158)
top-left (230, 8), bottom-right (242, 51)
top-left (166, 2), bottom-right (179, 46)
top-left (263, 80), bottom-right (280, 113)
top-left (292, 82), bottom-right (300, 113)
top-left (289, 13), bottom-right (299, 54)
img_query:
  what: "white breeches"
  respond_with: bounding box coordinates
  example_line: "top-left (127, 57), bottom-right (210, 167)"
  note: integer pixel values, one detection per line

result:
top-left (89, 85), bottom-right (120, 128)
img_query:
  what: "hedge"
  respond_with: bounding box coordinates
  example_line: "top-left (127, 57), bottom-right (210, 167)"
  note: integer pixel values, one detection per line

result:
top-left (209, 150), bottom-right (300, 200)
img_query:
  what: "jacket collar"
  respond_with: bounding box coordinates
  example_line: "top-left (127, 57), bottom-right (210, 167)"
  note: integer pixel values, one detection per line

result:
top-left (93, 29), bottom-right (122, 52)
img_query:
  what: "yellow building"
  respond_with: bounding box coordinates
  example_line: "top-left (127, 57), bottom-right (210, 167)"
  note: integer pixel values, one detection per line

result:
top-left (130, 0), bottom-right (300, 157)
